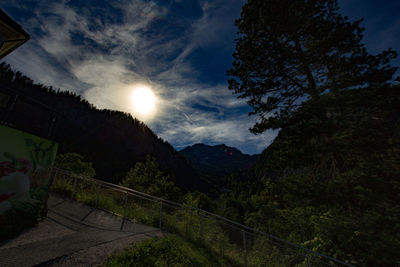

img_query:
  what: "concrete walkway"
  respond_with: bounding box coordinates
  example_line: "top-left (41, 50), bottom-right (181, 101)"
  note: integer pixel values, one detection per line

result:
top-left (0, 194), bottom-right (163, 267)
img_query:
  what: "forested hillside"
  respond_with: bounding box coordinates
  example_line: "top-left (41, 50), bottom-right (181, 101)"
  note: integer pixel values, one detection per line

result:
top-left (222, 0), bottom-right (400, 265)
top-left (0, 62), bottom-right (204, 191)
top-left (251, 85), bottom-right (400, 265)
top-left (215, 84), bottom-right (400, 266)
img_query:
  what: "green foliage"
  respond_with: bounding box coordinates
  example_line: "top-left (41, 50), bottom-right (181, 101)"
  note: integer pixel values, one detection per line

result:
top-left (257, 85), bottom-right (400, 180)
top-left (54, 170), bottom-right (357, 266)
top-left (51, 175), bottom-right (243, 266)
top-left (55, 153), bottom-right (95, 178)
top-left (216, 178), bottom-right (263, 224)
top-left (184, 191), bottom-right (216, 212)
top-left (105, 235), bottom-right (227, 267)
top-left (248, 168), bottom-right (400, 265)
top-left (228, 0), bottom-right (398, 133)
top-left (51, 175), bottom-right (74, 196)
top-left (122, 155), bottom-right (182, 201)
top-left (247, 84), bottom-right (400, 265)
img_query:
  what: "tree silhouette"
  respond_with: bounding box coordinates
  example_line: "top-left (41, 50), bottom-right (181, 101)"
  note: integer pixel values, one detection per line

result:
top-left (228, 0), bottom-right (398, 133)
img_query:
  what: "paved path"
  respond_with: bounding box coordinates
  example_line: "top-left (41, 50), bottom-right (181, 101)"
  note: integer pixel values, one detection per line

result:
top-left (0, 194), bottom-right (163, 267)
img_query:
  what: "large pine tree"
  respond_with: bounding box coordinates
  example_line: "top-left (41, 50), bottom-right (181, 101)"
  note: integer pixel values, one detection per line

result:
top-left (228, 0), bottom-right (398, 133)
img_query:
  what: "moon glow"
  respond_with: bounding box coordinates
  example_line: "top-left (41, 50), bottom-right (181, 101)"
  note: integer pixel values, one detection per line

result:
top-left (130, 85), bottom-right (156, 116)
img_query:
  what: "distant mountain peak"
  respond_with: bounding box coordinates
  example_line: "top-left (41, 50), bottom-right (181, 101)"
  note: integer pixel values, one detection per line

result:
top-left (179, 143), bottom-right (259, 179)
top-left (182, 143), bottom-right (243, 154)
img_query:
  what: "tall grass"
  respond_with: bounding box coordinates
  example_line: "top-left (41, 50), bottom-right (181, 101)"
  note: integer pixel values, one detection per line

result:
top-left (104, 234), bottom-right (229, 267)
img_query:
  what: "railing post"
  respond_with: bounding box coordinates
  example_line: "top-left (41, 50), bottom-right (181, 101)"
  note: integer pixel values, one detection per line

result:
top-left (72, 176), bottom-right (77, 198)
top-left (242, 229), bottom-right (248, 267)
top-left (53, 168), bottom-right (58, 185)
top-left (159, 201), bottom-right (163, 230)
top-left (221, 233), bottom-right (225, 257)
top-left (120, 192), bottom-right (128, 230)
top-left (200, 213), bottom-right (204, 244)
top-left (95, 183), bottom-right (101, 209)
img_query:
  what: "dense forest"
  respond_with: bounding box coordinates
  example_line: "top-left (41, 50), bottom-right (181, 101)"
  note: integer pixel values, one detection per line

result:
top-left (0, 62), bottom-right (205, 192)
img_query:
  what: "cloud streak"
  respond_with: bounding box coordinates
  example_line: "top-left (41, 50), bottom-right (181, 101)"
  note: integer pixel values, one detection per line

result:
top-left (4, 0), bottom-right (398, 154)
top-left (2, 0), bottom-right (274, 154)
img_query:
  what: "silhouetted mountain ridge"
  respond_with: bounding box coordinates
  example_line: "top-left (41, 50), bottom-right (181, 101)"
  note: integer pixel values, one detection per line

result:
top-left (179, 143), bottom-right (259, 183)
top-left (0, 63), bottom-right (204, 191)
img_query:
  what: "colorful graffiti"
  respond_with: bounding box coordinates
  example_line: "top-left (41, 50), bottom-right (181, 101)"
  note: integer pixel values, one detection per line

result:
top-left (0, 125), bottom-right (58, 215)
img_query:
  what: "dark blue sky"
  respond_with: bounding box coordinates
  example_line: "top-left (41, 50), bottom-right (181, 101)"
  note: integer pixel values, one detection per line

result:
top-left (2, 0), bottom-right (399, 154)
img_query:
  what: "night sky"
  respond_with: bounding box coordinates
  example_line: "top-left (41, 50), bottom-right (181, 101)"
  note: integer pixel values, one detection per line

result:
top-left (2, 0), bottom-right (399, 154)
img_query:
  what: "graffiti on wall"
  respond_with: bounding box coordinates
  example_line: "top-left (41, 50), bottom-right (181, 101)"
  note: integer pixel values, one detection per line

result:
top-left (0, 125), bottom-right (58, 214)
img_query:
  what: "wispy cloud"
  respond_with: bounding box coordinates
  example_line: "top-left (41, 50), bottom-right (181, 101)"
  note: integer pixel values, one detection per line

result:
top-left (2, 0), bottom-right (275, 154)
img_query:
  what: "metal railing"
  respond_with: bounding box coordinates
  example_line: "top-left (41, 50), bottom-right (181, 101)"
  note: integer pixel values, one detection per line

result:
top-left (49, 168), bottom-right (354, 267)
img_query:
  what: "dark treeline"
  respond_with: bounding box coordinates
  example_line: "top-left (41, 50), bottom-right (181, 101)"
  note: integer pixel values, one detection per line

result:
top-left (0, 62), bottom-right (204, 191)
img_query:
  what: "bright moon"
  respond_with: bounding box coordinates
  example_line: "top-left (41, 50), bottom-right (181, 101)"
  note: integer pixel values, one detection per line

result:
top-left (130, 85), bottom-right (156, 116)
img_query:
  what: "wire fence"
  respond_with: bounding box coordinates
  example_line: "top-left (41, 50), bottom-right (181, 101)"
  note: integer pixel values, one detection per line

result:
top-left (48, 168), bottom-right (354, 267)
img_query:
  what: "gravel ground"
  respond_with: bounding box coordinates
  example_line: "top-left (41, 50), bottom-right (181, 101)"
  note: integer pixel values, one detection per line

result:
top-left (0, 219), bottom-right (76, 250)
